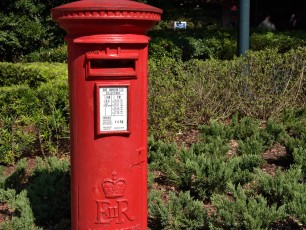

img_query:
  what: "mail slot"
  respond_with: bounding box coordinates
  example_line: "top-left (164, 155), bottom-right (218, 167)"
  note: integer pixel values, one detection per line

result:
top-left (86, 52), bottom-right (138, 78)
top-left (51, 0), bottom-right (162, 229)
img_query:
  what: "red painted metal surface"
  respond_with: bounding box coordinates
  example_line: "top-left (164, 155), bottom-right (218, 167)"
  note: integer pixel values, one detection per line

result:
top-left (51, 1), bottom-right (162, 229)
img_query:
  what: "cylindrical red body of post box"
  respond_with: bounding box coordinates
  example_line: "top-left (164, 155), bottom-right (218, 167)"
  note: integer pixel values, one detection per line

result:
top-left (51, 1), bottom-right (162, 229)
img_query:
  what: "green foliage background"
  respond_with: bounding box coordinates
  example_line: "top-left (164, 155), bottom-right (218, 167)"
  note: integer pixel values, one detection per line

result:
top-left (0, 1), bottom-right (305, 228)
top-left (0, 0), bottom-right (72, 62)
top-left (0, 63), bottom-right (69, 164)
top-left (0, 45), bottom-right (305, 229)
top-left (148, 47), bottom-right (306, 138)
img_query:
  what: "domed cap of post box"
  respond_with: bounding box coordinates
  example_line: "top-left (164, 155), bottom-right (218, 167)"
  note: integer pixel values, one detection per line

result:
top-left (51, 0), bottom-right (162, 36)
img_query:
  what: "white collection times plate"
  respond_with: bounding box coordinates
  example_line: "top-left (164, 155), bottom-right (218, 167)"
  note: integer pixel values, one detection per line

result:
top-left (99, 86), bottom-right (128, 132)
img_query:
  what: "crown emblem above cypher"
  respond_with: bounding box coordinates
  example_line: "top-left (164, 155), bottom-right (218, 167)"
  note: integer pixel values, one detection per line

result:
top-left (102, 171), bottom-right (127, 198)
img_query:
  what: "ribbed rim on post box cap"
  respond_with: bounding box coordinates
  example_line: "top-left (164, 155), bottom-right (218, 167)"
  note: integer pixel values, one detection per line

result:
top-left (51, 0), bottom-right (162, 22)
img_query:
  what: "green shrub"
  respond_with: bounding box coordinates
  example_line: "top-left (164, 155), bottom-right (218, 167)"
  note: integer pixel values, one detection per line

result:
top-left (278, 108), bottom-right (306, 174)
top-left (148, 137), bottom-right (179, 164)
top-left (149, 30), bottom-right (306, 62)
top-left (4, 158), bottom-right (28, 193)
top-left (230, 154), bottom-right (263, 185)
top-left (251, 32), bottom-right (306, 52)
top-left (0, 62), bottom-right (67, 88)
top-left (149, 37), bottom-right (182, 60)
top-left (23, 62), bottom-right (68, 82)
top-left (182, 37), bottom-right (223, 60)
top-left (21, 45), bottom-right (68, 63)
top-left (0, 82), bottom-right (69, 164)
top-left (150, 133), bottom-right (261, 201)
top-left (199, 120), bottom-right (234, 143)
top-left (236, 136), bottom-right (265, 156)
top-left (287, 191), bottom-right (306, 225)
top-left (232, 116), bottom-right (261, 140)
top-left (149, 136), bottom-right (234, 200)
top-left (230, 115), bottom-right (275, 157)
top-left (0, 189), bottom-right (41, 230)
top-left (211, 184), bottom-right (286, 229)
top-left (26, 157), bottom-right (70, 228)
top-left (2, 157), bottom-right (70, 229)
top-left (264, 117), bottom-right (289, 146)
top-left (256, 166), bottom-right (305, 205)
top-left (148, 47), bottom-right (306, 139)
top-left (292, 147), bottom-right (306, 177)
top-left (148, 137), bottom-right (182, 187)
top-left (35, 81), bottom-right (70, 156)
top-left (149, 29), bottom-right (238, 61)
top-left (149, 190), bottom-right (208, 229)
top-left (281, 108), bottom-right (306, 139)
top-left (149, 109), bottom-right (304, 204)
top-left (183, 154), bottom-right (233, 200)
top-left (148, 57), bottom-right (190, 138)
top-left (0, 63), bottom-right (69, 164)
top-left (256, 167), bottom-right (306, 225)
top-left (191, 137), bottom-right (230, 159)
top-left (0, 63), bottom-right (46, 87)
top-left (242, 48), bottom-right (306, 119)
top-left (0, 86), bottom-right (38, 164)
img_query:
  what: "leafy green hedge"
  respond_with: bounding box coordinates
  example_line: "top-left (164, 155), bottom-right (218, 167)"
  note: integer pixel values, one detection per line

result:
top-left (20, 45), bottom-right (68, 63)
top-left (0, 47), bottom-right (305, 163)
top-left (0, 63), bottom-right (69, 164)
top-left (149, 47), bottom-right (306, 138)
top-left (149, 30), bottom-right (306, 61)
top-left (0, 62), bottom-right (67, 87)
top-left (20, 31), bottom-right (306, 63)
top-left (250, 31), bottom-right (306, 53)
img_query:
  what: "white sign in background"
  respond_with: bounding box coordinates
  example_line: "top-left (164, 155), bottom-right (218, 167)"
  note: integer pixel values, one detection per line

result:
top-left (99, 87), bottom-right (128, 132)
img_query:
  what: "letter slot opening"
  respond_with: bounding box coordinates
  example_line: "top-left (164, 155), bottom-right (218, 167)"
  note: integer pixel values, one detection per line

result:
top-left (87, 59), bottom-right (137, 78)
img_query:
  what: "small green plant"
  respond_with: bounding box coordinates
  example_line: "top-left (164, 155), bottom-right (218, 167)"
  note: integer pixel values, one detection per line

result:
top-left (26, 157), bottom-right (70, 228)
top-left (0, 189), bottom-right (42, 230)
top-left (230, 154), bottom-right (264, 186)
top-left (1, 157), bottom-right (70, 229)
top-left (281, 108), bottom-right (306, 139)
top-left (292, 147), bottom-right (306, 177)
top-left (149, 190), bottom-right (208, 230)
top-left (236, 136), bottom-right (265, 156)
top-left (149, 37), bottom-right (182, 60)
top-left (255, 166), bottom-right (306, 225)
top-left (287, 191), bottom-right (306, 225)
top-left (183, 154), bottom-right (234, 200)
top-left (263, 117), bottom-right (289, 147)
top-left (232, 116), bottom-right (261, 141)
top-left (4, 158), bottom-right (28, 193)
top-left (190, 136), bottom-right (230, 159)
top-left (211, 184), bottom-right (286, 229)
top-left (199, 120), bottom-right (234, 143)
top-left (256, 166), bottom-right (305, 206)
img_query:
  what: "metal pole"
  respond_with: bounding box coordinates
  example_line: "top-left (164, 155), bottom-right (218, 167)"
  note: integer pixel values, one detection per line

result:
top-left (238, 0), bottom-right (250, 56)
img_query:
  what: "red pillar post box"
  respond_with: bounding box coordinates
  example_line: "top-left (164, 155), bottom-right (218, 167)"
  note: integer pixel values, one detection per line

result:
top-left (51, 1), bottom-right (162, 229)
